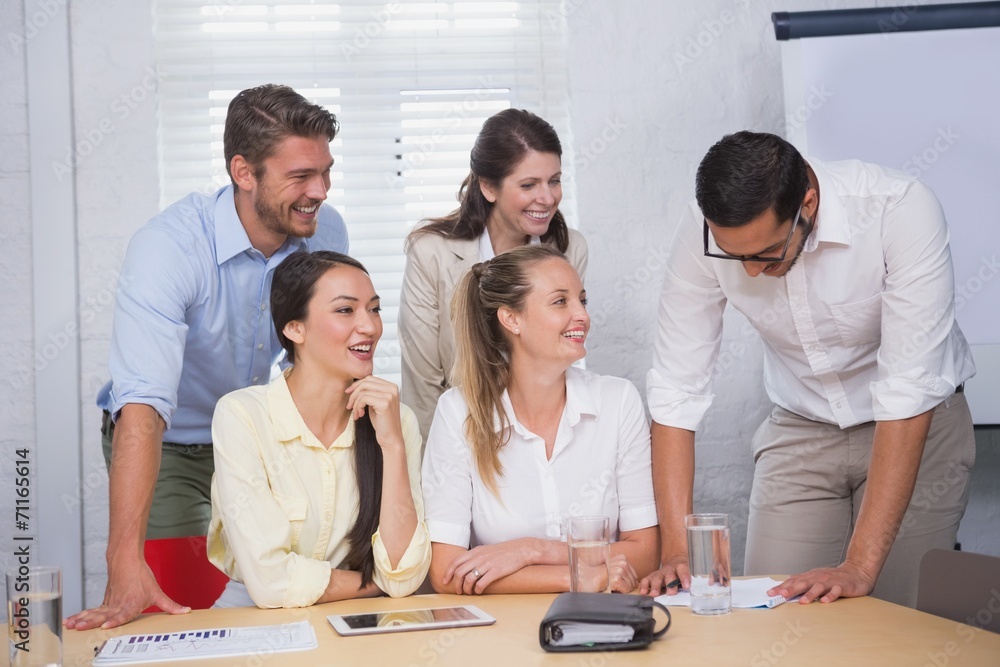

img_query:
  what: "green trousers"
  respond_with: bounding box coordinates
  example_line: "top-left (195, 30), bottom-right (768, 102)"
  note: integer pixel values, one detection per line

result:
top-left (101, 412), bottom-right (215, 539)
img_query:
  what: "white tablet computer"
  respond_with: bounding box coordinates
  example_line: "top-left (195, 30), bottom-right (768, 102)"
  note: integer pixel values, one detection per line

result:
top-left (328, 605), bottom-right (496, 636)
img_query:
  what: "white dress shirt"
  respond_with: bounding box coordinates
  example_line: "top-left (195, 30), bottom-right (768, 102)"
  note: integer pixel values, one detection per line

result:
top-left (648, 158), bottom-right (975, 430)
top-left (422, 367), bottom-right (658, 548)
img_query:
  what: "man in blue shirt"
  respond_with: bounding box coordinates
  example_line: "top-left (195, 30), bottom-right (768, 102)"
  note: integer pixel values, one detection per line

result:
top-left (66, 84), bottom-right (349, 630)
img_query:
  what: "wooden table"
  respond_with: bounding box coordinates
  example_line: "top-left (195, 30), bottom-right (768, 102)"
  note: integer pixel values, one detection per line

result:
top-left (65, 593), bottom-right (1000, 666)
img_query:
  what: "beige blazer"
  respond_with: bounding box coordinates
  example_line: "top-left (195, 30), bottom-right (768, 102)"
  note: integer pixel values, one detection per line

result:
top-left (399, 229), bottom-right (589, 443)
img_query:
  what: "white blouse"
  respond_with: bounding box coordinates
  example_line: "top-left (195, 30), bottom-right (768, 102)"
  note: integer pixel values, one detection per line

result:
top-left (421, 367), bottom-right (657, 548)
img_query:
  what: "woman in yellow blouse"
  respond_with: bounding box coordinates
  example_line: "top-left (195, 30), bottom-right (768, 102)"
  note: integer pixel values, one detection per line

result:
top-left (208, 251), bottom-right (430, 608)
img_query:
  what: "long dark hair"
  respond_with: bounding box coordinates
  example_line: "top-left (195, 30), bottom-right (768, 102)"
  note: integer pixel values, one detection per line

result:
top-left (271, 250), bottom-right (382, 588)
top-left (406, 108), bottom-right (570, 252)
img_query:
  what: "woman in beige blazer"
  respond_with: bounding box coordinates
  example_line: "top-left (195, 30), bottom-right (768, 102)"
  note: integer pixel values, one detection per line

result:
top-left (400, 109), bottom-right (588, 442)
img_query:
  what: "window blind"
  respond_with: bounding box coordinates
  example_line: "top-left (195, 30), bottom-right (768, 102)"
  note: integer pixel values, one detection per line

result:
top-left (152, 0), bottom-right (573, 384)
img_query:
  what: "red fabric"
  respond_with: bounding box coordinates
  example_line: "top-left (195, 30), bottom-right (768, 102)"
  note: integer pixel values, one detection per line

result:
top-left (142, 536), bottom-right (229, 613)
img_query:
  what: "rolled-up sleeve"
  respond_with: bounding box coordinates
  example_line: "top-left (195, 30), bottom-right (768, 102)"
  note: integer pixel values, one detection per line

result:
top-left (421, 390), bottom-right (475, 548)
top-left (614, 381), bottom-right (658, 532)
top-left (647, 203), bottom-right (729, 430)
top-left (208, 395), bottom-right (331, 608)
top-left (873, 180), bottom-right (975, 420)
top-left (371, 406), bottom-right (432, 597)
top-left (107, 227), bottom-right (196, 427)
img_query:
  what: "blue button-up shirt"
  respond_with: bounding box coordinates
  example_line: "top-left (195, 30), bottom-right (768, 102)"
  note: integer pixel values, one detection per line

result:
top-left (96, 185), bottom-right (349, 444)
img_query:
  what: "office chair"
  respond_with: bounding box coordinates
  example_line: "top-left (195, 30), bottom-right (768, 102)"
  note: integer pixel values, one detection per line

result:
top-left (916, 548), bottom-right (1000, 634)
top-left (142, 535), bottom-right (229, 613)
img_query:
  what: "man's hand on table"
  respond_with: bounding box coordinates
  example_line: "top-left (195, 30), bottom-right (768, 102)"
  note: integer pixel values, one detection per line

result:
top-left (767, 560), bottom-right (876, 604)
top-left (64, 555), bottom-right (190, 630)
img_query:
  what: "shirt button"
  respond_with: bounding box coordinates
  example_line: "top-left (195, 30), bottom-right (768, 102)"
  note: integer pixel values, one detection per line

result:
top-left (257, 343), bottom-right (264, 350)
top-left (260, 303), bottom-right (267, 311)
top-left (324, 512), bottom-right (333, 521)
top-left (252, 376), bottom-right (260, 383)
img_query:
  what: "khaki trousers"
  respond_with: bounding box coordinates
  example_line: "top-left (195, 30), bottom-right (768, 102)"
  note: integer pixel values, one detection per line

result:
top-left (101, 412), bottom-right (215, 539)
top-left (744, 394), bottom-right (975, 608)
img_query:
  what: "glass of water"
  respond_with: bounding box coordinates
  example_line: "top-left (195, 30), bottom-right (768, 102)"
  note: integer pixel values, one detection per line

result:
top-left (7, 565), bottom-right (62, 667)
top-left (565, 516), bottom-right (611, 593)
top-left (685, 513), bottom-right (731, 615)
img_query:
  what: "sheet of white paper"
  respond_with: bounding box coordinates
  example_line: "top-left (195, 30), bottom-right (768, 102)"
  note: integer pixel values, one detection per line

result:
top-left (656, 577), bottom-right (793, 609)
top-left (548, 622), bottom-right (636, 647)
top-left (93, 620), bottom-right (317, 665)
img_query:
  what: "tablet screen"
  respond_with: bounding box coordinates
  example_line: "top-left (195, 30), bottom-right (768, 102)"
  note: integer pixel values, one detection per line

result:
top-left (328, 605), bottom-right (495, 635)
top-left (341, 607), bottom-right (477, 629)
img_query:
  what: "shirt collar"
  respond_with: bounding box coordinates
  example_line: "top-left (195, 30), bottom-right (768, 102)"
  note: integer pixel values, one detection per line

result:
top-left (803, 158), bottom-right (852, 252)
top-left (214, 185), bottom-right (254, 265)
top-left (495, 367), bottom-right (598, 438)
top-left (479, 227), bottom-right (542, 262)
top-left (214, 185), bottom-right (309, 266)
top-left (267, 371), bottom-right (355, 449)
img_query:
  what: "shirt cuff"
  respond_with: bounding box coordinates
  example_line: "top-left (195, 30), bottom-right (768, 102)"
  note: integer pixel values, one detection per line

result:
top-left (280, 557), bottom-right (331, 608)
top-left (646, 369), bottom-right (715, 431)
top-left (871, 368), bottom-right (957, 421)
top-left (425, 519), bottom-right (471, 548)
top-left (372, 521), bottom-right (432, 598)
top-left (618, 504), bottom-right (658, 533)
top-left (108, 392), bottom-right (175, 431)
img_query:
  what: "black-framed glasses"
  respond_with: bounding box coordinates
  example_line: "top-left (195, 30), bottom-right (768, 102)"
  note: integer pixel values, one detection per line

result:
top-left (703, 204), bottom-right (802, 263)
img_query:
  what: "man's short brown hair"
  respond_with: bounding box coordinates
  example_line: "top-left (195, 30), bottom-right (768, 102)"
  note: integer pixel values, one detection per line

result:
top-left (223, 84), bottom-right (339, 181)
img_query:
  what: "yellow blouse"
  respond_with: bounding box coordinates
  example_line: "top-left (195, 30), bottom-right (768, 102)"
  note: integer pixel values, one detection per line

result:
top-left (207, 373), bottom-right (430, 608)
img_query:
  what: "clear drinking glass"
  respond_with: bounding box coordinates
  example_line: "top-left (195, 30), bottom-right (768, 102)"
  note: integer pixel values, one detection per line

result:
top-left (566, 516), bottom-right (611, 593)
top-left (7, 565), bottom-right (62, 667)
top-left (686, 513), bottom-right (731, 615)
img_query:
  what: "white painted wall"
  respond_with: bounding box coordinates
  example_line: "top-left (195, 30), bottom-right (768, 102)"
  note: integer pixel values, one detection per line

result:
top-left (1, 0), bottom-right (996, 614)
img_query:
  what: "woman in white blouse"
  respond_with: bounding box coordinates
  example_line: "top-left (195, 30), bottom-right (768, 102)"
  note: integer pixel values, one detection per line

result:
top-left (422, 245), bottom-right (658, 595)
top-left (208, 251), bottom-right (430, 608)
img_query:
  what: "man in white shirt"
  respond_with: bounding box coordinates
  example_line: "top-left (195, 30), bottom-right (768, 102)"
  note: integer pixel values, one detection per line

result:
top-left (640, 131), bottom-right (975, 608)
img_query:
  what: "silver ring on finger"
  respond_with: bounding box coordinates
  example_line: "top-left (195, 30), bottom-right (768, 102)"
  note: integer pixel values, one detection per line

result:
top-left (472, 569), bottom-right (482, 579)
